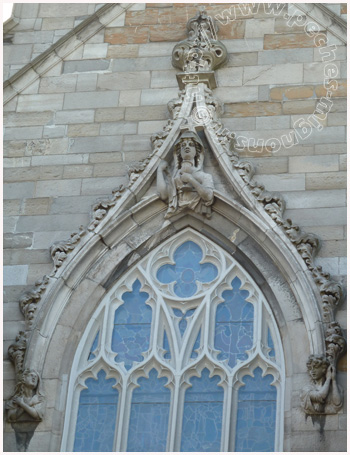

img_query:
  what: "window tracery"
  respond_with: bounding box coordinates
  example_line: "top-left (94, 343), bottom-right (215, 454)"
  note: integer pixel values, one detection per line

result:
top-left (62, 229), bottom-right (284, 452)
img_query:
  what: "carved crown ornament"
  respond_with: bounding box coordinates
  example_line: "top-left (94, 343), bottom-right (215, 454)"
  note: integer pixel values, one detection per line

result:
top-left (7, 9), bottom-right (346, 446)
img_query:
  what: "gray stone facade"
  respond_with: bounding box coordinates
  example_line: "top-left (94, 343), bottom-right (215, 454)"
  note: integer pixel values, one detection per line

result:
top-left (3, 3), bottom-right (347, 452)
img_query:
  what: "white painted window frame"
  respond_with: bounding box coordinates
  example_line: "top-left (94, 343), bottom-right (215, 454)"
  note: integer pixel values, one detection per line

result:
top-left (61, 228), bottom-right (285, 452)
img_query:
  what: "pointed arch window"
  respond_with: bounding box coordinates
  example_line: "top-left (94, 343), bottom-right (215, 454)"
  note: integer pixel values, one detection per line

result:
top-left (62, 229), bottom-right (284, 452)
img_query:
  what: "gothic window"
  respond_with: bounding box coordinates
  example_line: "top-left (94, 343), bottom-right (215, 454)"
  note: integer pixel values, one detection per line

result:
top-left (62, 229), bottom-right (284, 452)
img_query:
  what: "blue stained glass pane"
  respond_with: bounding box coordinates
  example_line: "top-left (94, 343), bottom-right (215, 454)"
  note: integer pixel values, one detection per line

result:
top-left (127, 369), bottom-right (170, 452)
top-left (173, 308), bottom-right (195, 336)
top-left (267, 328), bottom-right (276, 358)
top-left (214, 277), bottom-right (254, 368)
top-left (88, 331), bottom-right (99, 361)
top-left (157, 241), bottom-right (218, 298)
top-left (112, 280), bottom-right (152, 370)
top-left (73, 370), bottom-right (118, 452)
top-left (190, 329), bottom-right (201, 359)
top-left (235, 367), bottom-right (277, 452)
top-left (181, 368), bottom-right (223, 452)
top-left (163, 331), bottom-right (171, 360)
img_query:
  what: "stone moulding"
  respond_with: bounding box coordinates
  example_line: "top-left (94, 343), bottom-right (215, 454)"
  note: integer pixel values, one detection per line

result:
top-left (6, 8), bottom-right (346, 448)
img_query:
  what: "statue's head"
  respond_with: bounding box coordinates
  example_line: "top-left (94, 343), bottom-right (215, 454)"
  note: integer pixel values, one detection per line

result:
top-left (22, 369), bottom-right (39, 390)
top-left (174, 130), bottom-right (204, 168)
top-left (306, 355), bottom-right (329, 381)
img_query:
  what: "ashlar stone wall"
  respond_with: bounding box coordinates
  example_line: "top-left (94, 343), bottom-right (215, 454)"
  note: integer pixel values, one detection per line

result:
top-left (3, 3), bottom-right (347, 451)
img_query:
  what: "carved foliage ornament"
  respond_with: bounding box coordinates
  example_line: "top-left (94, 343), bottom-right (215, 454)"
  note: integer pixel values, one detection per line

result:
top-left (172, 7), bottom-right (227, 73)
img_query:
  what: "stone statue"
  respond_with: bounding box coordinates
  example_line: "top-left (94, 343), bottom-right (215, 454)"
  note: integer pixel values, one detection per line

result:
top-left (300, 354), bottom-right (342, 415)
top-left (6, 369), bottom-right (45, 451)
top-left (157, 130), bottom-right (214, 218)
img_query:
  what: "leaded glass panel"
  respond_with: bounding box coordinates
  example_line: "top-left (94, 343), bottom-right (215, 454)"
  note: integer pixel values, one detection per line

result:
top-left (67, 231), bottom-right (283, 452)
top-left (73, 370), bottom-right (118, 452)
top-left (181, 368), bottom-right (223, 452)
top-left (127, 369), bottom-right (170, 452)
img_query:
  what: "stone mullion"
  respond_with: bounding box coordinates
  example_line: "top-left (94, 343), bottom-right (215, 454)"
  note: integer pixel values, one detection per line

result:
top-left (166, 374), bottom-right (181, 452)
top-left (221, 375), bottom-right (233, 451)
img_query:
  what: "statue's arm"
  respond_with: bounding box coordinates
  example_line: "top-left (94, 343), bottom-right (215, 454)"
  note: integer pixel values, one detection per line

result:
top-left (329, 366), bottom-right (342, 406)
top-left (184, 172), bottom-right (214, 202)
top-left (310, 368), bottom-right (332, 402)
top-left (157, 160), bottom-right (169, 201)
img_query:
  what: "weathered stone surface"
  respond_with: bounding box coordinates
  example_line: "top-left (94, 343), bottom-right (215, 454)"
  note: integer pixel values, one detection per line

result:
top-left (140, 88), bottom-right (178, 105)
top-left (255, 173), bottom-right (305, 191)
top-left (35, 179), bottom-right (82, 197)
top-left (16, 214), bottom-right (89, 233)
top-left (4, 265), bottom-right (28, 286)
top-left (305, 171), bottom-right (346, 190)
top-left (264, 33), bottom-right (317, 49)
top-left (95, 107), bottom-right (125, 122)
top-left (4, 112), bottom-right (54, 127)
top-left (282, 100), bottom-right (316, 114)
top-left (224, 101), bottom-right (282, 117)
top-left (3, 200), bottom-right (21, 216)
top-left (150, 70), bottom-right (178, 88)
top-left (295, 126), bottom-right (345, 145)
top-left (55, 109), bottom-right (95, 124)
top-left (100, 122), bottom-right (137, 135)
top-left (243, 63), bottom-right (303, 85)
top-left (76, 73), bottom-right (98, 92)
top-left (227, 52), bottom-right (258, 67)
top-left (69, 136), bottom-right (123, 154)
top-left (93, 162), bottom-right (128, 177)
top-left (82, 43), bottom-right (108, 59)
top-left (49, 195), bottom-right (97, 215)
top-left (4, 182), bottom-right (35, 200)
top-left (214, 87), bottom-right (258, 104)
top-left (258, 48), bottom-right (313, 65)
top-left (21, 198), bottom-right (51, 215)
top-left (17, 94), bottom-right (64, 112)
top-left (125, 105), bottom-right (168, 121)
top-left (63, 59), bottom-right (110, 74)
top-left (270, 85), bottom-right (315, 101)
top-left (107, 44), bottom-right (139, 58)
top-left (88, 152), bottom-right (123, 163)
top-left (284, 207), bottom-right (346, 227)
top-left (63, 165), bottom-right (93, 179)
top-left (304, 62), bottom-right (341, 84)
top-left (119, 90), bottom-right (141, 107)
top-left (105, 26), bottom-right (149, 44)
top-left (4, 127), bottom-right (43, 141)
top-left (81, 176), bottom-right (127, 195)
top-left (284, 189), bottom-right (346, 209)
top-left (97, 71), bottom-right (151, 90)
top-left (4, 233), bottom-right (33, 249)
top-left (149, 24), bottom-right (187, 42)
top-left (68, 123), bottom-right (100, 137)
top-left (289, 155), bottom-right (339, 173)
top-left (63, 91), bottom-right (120, 110)
top-left (39, 75), bottom-right (77, 93)
top-left (113, 56), bottom-right (173, 72)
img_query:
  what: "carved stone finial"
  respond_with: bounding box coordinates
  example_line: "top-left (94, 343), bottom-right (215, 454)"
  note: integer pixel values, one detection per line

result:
top-left (300, 354), bottom-right (343, 415)
top-left (157, 129), bottom-right (214, 219)
top-left (172, 9), bottom-right (227, 75)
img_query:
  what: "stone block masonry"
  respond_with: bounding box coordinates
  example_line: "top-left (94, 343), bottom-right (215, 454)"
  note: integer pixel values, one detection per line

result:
top-left (3, 4), bottom-right (347, 451)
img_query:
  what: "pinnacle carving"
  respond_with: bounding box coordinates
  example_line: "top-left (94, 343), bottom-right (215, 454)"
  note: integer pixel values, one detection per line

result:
top-left (172, 7), bottom-right (227, 73)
